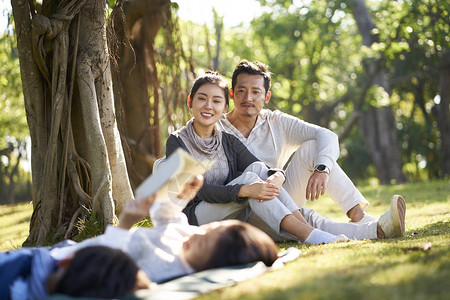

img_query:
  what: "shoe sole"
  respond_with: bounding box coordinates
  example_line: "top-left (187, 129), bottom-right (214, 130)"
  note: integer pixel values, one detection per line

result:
top-left (392, 195), bottom-right (406, 237)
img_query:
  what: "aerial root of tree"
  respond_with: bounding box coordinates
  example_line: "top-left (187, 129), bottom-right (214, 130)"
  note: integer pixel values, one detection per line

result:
top-left (14, 0), bottom-right (133, 246)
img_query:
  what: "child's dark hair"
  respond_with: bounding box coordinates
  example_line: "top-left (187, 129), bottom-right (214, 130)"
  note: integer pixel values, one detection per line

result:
top-left (203, 222), bottom-right (278, 270)
top-left (54, 246), bottom-right (139, 298)
top-left (231, 60), bottom-right (271, 94)
top-left (188, 70), bottom-right (229, 106)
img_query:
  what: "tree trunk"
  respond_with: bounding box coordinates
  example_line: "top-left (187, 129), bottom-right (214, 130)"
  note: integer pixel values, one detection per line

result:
top-left (351, 0), bottom-right (407, 184)
top-left (110, 0), bottom-right (170, 188)
top-left (213, 11), bottom-right (223, 70)
top-left (432, 50), bottom-right (450, 176)
top-left (7, 151), bottom-right (21, 205)
top-left (12, 0), bottom-right (133, 246)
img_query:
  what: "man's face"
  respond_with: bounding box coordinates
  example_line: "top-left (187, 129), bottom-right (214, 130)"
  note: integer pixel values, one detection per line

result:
top-left (232, 73), bottom-right (270, 118)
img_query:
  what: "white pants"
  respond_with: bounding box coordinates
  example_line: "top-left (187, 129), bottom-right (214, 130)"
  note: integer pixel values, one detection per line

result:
top-left (247, 208), bottom-right (378, 242)
top-left (195, 162), bottom-right (298, 235)
top-left (283, 140), bottom-right (370, 213)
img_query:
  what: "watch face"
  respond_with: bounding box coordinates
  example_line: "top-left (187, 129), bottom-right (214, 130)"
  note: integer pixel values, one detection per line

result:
top-left (317, 165), bottom-right (326, 171)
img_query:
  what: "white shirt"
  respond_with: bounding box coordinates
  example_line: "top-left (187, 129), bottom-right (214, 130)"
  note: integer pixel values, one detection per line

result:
top-left (218, 109), bottom-right (339, 170)
top-left (50, 201), bottom-right (199, 283)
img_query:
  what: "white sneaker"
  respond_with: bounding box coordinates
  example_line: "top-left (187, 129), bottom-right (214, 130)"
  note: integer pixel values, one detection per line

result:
top-left (378, 195), bottom-right (406, 238)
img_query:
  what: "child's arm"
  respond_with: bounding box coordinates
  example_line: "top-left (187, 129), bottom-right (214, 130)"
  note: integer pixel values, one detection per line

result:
top-left (118, 194), bottom-right (156, 230)
top-left (118, 175), bottom-right (204, 229)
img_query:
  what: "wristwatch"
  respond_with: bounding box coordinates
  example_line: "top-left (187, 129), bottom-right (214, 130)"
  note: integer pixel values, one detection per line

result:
top-left (314, 164), bottom-right (330, 175)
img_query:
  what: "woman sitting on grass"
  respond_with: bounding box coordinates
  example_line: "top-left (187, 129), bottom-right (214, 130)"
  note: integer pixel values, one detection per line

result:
top-left (1, 175), bottom-right (279, 299)
top-left (165, 70), bottom-right (406, 245)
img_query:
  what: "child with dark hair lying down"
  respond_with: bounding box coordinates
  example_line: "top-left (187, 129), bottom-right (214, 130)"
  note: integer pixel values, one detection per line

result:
top-left (51, 175), bottom-right (278, 282)
top-left (1, 175), bottom-right (278, 299)
top-left (0, 245), bottom-right (151, 299)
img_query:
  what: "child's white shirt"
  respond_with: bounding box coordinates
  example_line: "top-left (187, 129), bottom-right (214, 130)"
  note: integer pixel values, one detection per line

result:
top-left (50, 200), bottom-right (199, 283)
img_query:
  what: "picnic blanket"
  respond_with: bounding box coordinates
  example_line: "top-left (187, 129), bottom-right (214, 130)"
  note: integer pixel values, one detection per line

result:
top-left (50, 247), bottom-right (301, 300)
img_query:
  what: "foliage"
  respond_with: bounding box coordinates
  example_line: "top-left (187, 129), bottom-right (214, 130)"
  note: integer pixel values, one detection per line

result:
top-left (0, 33), bottom-right (27, 143)
top-left (0, 32), bottom-right (31, 204)
top-left (177, 0), bottom-right (449, 182)
top-left (72, 212), bottom-right (107, 243)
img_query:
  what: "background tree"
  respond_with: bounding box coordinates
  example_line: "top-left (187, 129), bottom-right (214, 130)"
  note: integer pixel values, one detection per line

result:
top-left (0, 32), bottom-right (31, 205)
top-left (108, 0), bottom-right (188, 188)
top-left (347, 0), bottom-right (407, 184)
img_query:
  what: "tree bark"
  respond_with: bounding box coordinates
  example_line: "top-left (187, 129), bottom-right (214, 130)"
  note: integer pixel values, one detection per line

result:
top-left (12, 0), bottom-right (133, 246)
top-left (7, 151), bottom-right (22, 205)
top-left (110, 0), bottom-right (170, 188)
top-left (432, 50), bottom-right (450, 176)
top-left (351, 0), bottom-right (407, 184)
top-left (12, 0), bottom-right (49, 245)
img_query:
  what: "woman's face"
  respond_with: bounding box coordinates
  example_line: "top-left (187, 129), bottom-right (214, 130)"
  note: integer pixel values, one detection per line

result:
top-left (190, 83), bottom-right (228, 137)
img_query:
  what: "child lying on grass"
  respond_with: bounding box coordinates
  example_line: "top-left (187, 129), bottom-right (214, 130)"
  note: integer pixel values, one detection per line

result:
top-left (1, 175), bottom-right (279, 299)
top-left (0, 245), bottom-right (151, 299)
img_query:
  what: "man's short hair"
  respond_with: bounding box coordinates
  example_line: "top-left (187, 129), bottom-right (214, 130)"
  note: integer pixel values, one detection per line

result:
top-left (203, 222), bottom-right (278, 270)
top-left (232, 60), bottom-right (272, 94)
top-left (54, 246), bottom-right (139, 298)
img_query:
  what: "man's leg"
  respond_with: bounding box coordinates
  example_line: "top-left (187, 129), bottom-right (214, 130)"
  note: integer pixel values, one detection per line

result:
top-left (284, 140), bottom-right (371, 222)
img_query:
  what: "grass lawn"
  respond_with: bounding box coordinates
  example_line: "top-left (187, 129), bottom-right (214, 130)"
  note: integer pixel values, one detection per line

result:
top-left (197, 180), bottom-right (449, 300)
top-left (1, 180), bottom-right (449, 299)
top-left (0, 201), bottom-right (33, 251)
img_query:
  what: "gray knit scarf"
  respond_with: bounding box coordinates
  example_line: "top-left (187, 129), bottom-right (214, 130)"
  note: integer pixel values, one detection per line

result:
top-left (179, 119), bottom-right (222, 156)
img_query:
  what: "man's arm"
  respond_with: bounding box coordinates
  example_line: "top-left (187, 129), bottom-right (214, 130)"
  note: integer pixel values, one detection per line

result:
top-left (277, 110), bottom-right (339, 170)
top-left (276, 111), bottom-right (337, 201)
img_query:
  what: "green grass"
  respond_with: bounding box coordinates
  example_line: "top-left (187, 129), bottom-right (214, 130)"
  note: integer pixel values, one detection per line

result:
top-left (197, 180), bottom-right (450, 300)
top-left (1, 181), bottom-right (449, 299)
top-left (0, 201), bottom-right (33, 251)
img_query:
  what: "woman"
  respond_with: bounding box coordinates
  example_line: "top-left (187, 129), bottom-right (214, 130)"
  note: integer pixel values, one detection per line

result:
top-left (166, 71), bottom-right (405, 244)
top-left (166, 71), bottom-right (353, 244)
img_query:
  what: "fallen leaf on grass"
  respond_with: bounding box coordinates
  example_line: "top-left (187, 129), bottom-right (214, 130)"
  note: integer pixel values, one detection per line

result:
top-left (402, 242), bottom-right (432, 252)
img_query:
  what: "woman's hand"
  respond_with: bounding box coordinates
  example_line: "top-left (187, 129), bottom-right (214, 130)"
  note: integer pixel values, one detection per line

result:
top-left (238, 180), bottom-right (280, 202)
top-left (265, 171), bottom-right (285, 189)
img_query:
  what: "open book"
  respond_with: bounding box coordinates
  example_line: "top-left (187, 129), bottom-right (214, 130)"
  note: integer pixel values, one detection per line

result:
top-left (135, 148), bottom-right (216, 207)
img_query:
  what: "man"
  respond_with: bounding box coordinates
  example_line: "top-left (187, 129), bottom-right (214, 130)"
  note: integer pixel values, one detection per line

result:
top-left (218, 60), bottom-right (405, 235)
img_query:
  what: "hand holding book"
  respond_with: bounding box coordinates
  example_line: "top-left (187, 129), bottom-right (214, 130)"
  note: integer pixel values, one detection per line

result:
top-left (135, 149), bottom-right (215, 207)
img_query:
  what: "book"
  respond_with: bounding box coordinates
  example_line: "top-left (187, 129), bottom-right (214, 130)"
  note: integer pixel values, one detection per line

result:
top-left (135, 148), bottom-right (216, 207)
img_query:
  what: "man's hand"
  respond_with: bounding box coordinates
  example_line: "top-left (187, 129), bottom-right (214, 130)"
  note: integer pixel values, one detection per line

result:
top-left (238, 180), bottom-right (280, 202)
top-left (177, 175), bottom-right (204, 201)
top-left (306, 171), bottom-right (329, 201)
top-left (265, 171), bottom-right (285, 190)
